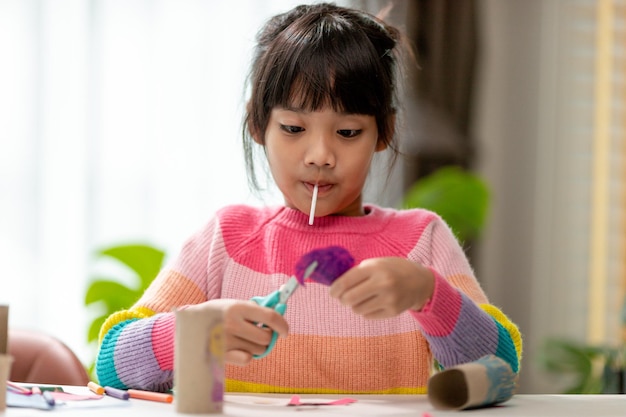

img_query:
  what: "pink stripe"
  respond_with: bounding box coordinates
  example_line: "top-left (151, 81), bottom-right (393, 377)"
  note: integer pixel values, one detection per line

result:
top-left (168, 218), bottom-right (226, 300)
top-left (220, 264), bottom-right (422, 337)
top-left (411, 273), bottom-right (462, 337)
top-left (151, 313), bottom-right (175, 370)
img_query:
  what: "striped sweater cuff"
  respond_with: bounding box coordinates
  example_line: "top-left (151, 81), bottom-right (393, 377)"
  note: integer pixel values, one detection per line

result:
top-left (151, 313), bottom-right (176, 370)
top-left (409, 272), bottom-right (461, 336)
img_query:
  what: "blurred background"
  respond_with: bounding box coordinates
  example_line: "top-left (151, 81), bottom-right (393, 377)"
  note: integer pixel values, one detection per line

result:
top-left (1, 0), bottom-right (624, 394)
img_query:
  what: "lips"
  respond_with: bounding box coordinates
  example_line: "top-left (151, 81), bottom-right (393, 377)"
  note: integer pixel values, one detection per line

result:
top-left (304, 181), bottom-right (333, 194)
top-left (315, 184), bottom-right (333, 194)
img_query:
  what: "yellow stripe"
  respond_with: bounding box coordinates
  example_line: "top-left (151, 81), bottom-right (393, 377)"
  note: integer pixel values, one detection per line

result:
top-left (480, 304), bottom-right (523, 363)
top-left (98, 306), bottom-right (155, 343)
top-left (225, 379), bottom-right (427, 395)
top-left (588, 0), bottom-right (613, 345)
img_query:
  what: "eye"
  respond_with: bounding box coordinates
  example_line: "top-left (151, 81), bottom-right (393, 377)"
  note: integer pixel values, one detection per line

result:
top-left (280, 124), bottom-right (305, 134)
top-left (337, 129), bottom-right (362, 138)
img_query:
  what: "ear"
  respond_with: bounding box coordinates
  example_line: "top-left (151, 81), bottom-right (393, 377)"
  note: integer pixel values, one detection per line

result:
top-left (375, 139), bottom-right (388, 152)
top-left (375, 115), bottom-right (395, 152)
top-left (251, 126), bottom-right (264, 145)
top-left (246, 101), bottom-right (264, 145)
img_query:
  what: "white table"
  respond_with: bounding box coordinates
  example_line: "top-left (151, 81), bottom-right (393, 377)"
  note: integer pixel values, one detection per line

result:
top-left (4, 386), bottom-right (626, 416)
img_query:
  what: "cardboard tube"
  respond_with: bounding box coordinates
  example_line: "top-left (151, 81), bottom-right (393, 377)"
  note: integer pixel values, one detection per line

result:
top-left (0, 354), bottom-right (13, 411)
top-left (427, 355), bottom-right (517, 410)
top-left (0, 304), bottom-right (9, 411)
top-left (174, 307), bottom-right (224, 414)
top-left (0, 305), bottom-right (7, 355)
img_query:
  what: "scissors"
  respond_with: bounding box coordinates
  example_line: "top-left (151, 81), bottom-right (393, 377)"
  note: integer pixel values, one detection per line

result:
top-left (251, 261), bottom-right (318, 359)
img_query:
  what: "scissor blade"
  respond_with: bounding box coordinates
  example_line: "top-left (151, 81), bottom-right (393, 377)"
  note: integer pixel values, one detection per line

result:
top-left (303, 260), bottom-right (318, 280)
top-left (279, 277), bottom-right (300, 303)
top-left (279, 261), bottom-right (319, 303)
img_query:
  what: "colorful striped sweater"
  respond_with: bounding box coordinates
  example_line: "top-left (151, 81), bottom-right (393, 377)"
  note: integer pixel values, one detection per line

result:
top-left (96, 204), bottom-right (522, 394)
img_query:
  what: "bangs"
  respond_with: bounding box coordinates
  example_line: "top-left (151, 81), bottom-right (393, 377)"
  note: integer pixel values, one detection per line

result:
top-left (260, 12), bottom-right (393, 115)
top-left (243, 2), bottom-right (401, 192)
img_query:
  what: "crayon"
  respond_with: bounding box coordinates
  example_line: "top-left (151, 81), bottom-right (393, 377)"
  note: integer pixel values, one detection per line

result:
top-left (127, 389), bottom-right (174, 403)
top-left (42, 391), bottom-right (56, 406)
top-left (104, 386), bottom-right (130, 400)
top-left (87, 381), bottom-right (105, 395)
top-left (7, 381), bottom-right (31, 394)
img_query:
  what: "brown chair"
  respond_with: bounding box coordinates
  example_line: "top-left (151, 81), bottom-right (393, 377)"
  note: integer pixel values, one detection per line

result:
top-left (8, 328), bottom-right (90, 385)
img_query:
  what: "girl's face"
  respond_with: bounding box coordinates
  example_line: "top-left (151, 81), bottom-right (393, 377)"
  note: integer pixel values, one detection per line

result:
top-left (261, 106), bottom-right (386, 218)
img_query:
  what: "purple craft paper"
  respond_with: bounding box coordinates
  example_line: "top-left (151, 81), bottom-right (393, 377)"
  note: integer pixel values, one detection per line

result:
top-left (295, 246), bottom-right (355, 286)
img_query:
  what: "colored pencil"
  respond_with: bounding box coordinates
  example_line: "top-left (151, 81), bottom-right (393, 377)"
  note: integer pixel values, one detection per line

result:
top-left (42, 390), bottom-right (56, 406)
top-left (87, 381), bottom-right (105, 395)
top-left (104, 386), bottom-right (130, 400)
top-left (7, 381), bottom-right (31, 394)
top-left (127, 389), bottom-right (174, 403)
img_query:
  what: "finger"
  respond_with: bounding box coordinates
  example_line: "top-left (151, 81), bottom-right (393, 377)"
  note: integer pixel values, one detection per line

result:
top-left (339, 277), bottom-right (383, 307)
top-left (225, 349), bottom-right (253, 366)
top-left (351, 295), bottom-right (404, 318)
top-left (225, 302), bottom-right (289, 341)
top-left (329, 263), bottom-right (370, 298)
top-left (349, 294), bottom-right (380, 316)
top-left (249, 308), bottom-right (289, 339)
top-left (225, 314), bottom-right (276, 347)
top-left (332, 266), bottom-right (385, 307)
top-left (239, 323), bottom-right (276, 346)
top-left (225, 326), bottom-right (275, 356)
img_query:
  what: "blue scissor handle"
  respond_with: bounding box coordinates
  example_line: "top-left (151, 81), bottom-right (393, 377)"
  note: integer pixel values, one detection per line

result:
top-left (251, 292), bottom-right (287, 359)
top-left (251, 290), bottom-right (279, 309)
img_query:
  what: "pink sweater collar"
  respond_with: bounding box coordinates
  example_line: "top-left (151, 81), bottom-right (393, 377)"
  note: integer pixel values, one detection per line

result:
top-left (269, 204), bottom-right (393, 234)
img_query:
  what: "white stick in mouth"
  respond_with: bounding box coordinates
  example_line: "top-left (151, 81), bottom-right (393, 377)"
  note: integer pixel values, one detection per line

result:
top-left (309, 184), bottom-right (318, 226)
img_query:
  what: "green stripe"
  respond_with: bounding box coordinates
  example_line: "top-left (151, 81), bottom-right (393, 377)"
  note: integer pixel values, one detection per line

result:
top-left (95, 319), bottom-right (138, 388)
top-left (493, 321), bottom-right (519, 373)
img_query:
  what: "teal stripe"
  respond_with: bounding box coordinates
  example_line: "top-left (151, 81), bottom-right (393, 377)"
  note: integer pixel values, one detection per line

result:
top-left (95, 319), bottom-right (138, 388)
top-left (493, 321), bottom-right (519, 373)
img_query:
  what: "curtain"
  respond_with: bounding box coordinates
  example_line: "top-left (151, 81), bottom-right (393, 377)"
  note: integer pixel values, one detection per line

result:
top-left (402, 0), bottom-right (478, 183)
top-left (0, 0), bottom-right (364, 363)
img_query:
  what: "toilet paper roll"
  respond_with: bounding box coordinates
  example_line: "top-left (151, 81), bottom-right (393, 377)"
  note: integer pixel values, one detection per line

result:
top-left (174, 307), bottom-right (224, 414)
top-left (427, 354), bottom-right (517, 410)
top-left (0, 354), bottom-right (14, 411)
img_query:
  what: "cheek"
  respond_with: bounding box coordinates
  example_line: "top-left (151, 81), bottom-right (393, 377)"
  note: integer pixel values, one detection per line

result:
top-left (346, 147), bottom-right (376, 176)
top-left (266, 145), bottom-right (287, 170)
top-left (265, 144), bottom-right (294, 182)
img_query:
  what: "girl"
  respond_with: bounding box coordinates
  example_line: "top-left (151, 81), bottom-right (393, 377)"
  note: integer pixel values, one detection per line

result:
top-left (96, 2), bottom-right (522, 394)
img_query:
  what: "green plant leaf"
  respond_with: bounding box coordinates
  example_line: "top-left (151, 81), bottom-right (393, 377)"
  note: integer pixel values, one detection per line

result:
top-left (537, 338), bottom-right (613, 394)
top-left (402, 166), bottom-right (490, 242)
top-left (98, 244), bottom-right (165, 290)
top-left (85, 242), bottom-right (166, 374)
top-left (87, 314), bottom-right (108, 343)
top-left (85, 279), bottom-right (140, 311)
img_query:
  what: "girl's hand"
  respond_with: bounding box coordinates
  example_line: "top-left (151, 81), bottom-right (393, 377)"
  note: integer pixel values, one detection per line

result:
top-left (187, 299), bottom-right (289, 366)
top-left (329, 257), bottom-right (434, 320)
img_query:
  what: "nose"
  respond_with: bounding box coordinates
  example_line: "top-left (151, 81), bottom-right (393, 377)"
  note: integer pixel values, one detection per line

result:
top-left (304, 133), bottom-right (336, 168)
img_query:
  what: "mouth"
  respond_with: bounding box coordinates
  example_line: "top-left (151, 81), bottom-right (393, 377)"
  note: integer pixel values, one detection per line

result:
top-left (304, 182), bottom-right (333, 194)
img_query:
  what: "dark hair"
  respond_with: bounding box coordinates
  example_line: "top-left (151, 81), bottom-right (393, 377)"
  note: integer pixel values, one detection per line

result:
top-left (243, 2), bottom-right (402, 192)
